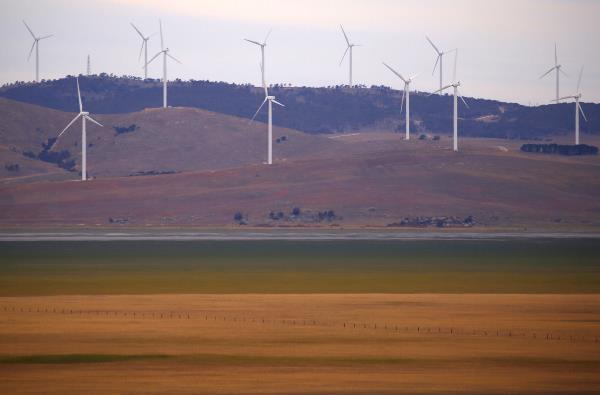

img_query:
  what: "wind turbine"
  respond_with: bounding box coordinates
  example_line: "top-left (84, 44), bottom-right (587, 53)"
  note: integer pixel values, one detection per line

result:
top-left (429, 50), bottom-right (468, 152)
top-left (554, 66), bottom-right (587, 145)
top-left (55, 77), bottom-right (103, 181)
top-left (131, 22), bottom-right (153, 79)
top-left (540, 43), bottom-right (567, 102)
top-left (426, 36), bottom-right (455, 93)
top-left (146, 20), bottom-right (181, 108)
top-left (383, 62), bottom-right (419, 140)
top-left (250, 62), bottom-right (285, 165)
top-left (339, 25), bottom-right (360, 86)
top-left (244, 29), bottom-right (272, 88)
top-left (23, 20), bottom-right (53, 83)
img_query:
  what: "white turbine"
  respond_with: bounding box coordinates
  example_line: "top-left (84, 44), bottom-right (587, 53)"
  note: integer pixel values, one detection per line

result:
top-left (426, 36), bottom-right (455, 93)
top-left (131, 22), bottom-right (153, 79)
top-left (146, 20), bottom-right (182, 108)
top-left (540, 43), bottom-right (567, 103)
top-left (429, 50), bottom-right (469, 152)
top-left (339, 25), bottom-right (360, 86)
top-left (383, 62), bottom-right (419, 140)
top-left (554, 66), bottom-right (587, 145)
top-left (23, 20), bottom-right (53, 83)
top-left (55, 77), bottom-right (103, 181)
top-left (250, 62), bottom-right (285, 165)
top-left (244, 29), bottom-right (272, 88)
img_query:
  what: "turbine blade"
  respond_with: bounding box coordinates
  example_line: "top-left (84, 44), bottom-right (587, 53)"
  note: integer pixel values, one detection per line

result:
top-left (339, 46), bottom-right (349, 66)
top-left (576, 66), bottom-right (583, 93)
top-left (382, 62), bottom-right (406, 83)
top-left (340, 25), bottom-right (351, 46)
top-left (560, 68), bottom-right (568, 77)
top-left (38, 34), bottom-right (53, 40)
top-left (76, 77), bottom-right (82, 113)
top-left (453, 49), bottom-right (458, 82)
top-left (138, 40), bottom-right (145, 61)
top-left (554, 42), bottom-right (558, 66)
top-left (260, 62), bottom-right (268, 96)
top-left (250, 98), bottom-right (268, 123)
top-left (57, 114), bottom-right (82, 138)
top-left (23, 20), bottom-right (35, 39)
top-left (271, 99), bottom-right (285, 107)
top-left (554, 95), bottom-right (573, 102)
top-left (400, 87), bottom-right (406, 114)
top-left (431, 55), bottom-right (440, 75)
top-left (146, 52), bottom-right (161, 66)
top-left (159, 19), bottom-right (164, 51)
top-left (429, 85), bottom-right (453, 96)
top-left (425, 35), bottom-right (441, 54)
top-left (409, 73), bottom-right (420, 81)
top-left (263, 28), bottom-right (272, 44)
top-left (131, 22), bottom-right (145, 39)
top-left (85, 115), bottom-right (103, 127)
top-left (539, 66), bottom-right (555, 79)
top-left (167, 53), bottom-right (182, 64)
top-left (578, 102), bottom-right (588, 122)
top-left (458, 89), bottom-right (469, 108)
top-left (244, 38), bottom-right (262, 46)
top-left (27, 41), bottom-right (35, 60)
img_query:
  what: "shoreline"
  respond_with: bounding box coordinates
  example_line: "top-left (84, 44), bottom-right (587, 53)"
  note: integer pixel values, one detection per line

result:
top-left (1, 229), bottom-right (599, 241)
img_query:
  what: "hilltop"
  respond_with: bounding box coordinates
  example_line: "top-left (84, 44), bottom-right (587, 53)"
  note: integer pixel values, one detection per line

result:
top-left (0, 97), bottom-right (335, 181)
top-left (1, 75), bottom-right (599, 140)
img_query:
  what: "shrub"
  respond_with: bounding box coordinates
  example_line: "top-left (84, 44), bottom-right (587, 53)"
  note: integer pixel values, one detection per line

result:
top-left (5, 163), bottom-right (20, 172)
top-left (113, 124), bottom-right (139, 135)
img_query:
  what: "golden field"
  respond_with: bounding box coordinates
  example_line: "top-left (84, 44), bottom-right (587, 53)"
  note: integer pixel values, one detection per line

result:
top-left (1, 294), bottom-right (599, 394)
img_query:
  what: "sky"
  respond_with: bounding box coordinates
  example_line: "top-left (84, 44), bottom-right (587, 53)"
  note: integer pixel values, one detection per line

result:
top-left (0, 0), bottom-right (599, 105)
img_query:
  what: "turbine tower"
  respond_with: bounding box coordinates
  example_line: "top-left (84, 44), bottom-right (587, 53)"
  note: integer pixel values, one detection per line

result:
top-left (429, 50), bottom-right (468, 152)
top-left (86, 55), bottom-right (91, 76)
top-left (147, 20), bottom-right (181, 108)
top-left (244, 29), bottom-right (272, 88)
top-left (339, 25), bottom-right (360, 86)
top-left (383, 62), bottom-right (418, 140)
top-left (250, 62), bottom-right (285, 165)
top-left (55, 77), bottom-right (103, 181)
top-left (540, 43), bottom-right (567, 102)
top-left (554, 67), bottom-right (587, 145)
top-left (426, 36), bottom-right (455, 93)
top-left (131, 22), bottom-right (153, 79)
top-left (23, 20), bottom-right (53, 83)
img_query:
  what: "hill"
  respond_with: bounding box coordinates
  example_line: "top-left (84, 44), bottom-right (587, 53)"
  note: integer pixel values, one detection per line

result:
top-left (1, 133), bottom-right (599, 229)
top-left (0, 97), bottom-right (337, 181)
top-left (1, 75), bottom-right (599, 140)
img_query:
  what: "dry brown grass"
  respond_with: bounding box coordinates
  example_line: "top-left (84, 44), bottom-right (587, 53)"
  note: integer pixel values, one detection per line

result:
top-left (1, 294), bottom-right (599, 394)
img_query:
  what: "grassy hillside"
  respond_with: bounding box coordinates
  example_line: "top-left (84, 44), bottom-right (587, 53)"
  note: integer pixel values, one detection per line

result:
top-left (1, 134), bottom-right (599, 228)
top-left (0, 97), bottom-right (337, 180)
top-left (2, 75), bottom-right (599, 139)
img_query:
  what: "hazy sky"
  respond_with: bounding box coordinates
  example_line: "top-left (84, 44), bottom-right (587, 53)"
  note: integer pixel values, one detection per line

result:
top-left (1, 0), bottom-right (599, 105)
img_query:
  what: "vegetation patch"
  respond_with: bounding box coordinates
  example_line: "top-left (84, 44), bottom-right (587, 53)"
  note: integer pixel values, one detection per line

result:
top-left (4, 163), bottom-right (20, 172)
top-left (388, 216), bottom-right (475, 228)
top-left (521, 143), bottom-right (598, 156)
top-left (0, 354), bottom-right (169, 364)
top-left (113, 124), bottom-right (139, 135)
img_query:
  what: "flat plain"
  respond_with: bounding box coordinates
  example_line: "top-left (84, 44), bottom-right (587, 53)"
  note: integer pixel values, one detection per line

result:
top-left (1, 239), bottom-right (600, 394)
top-left (1, 294), bottom-right (600, 394)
